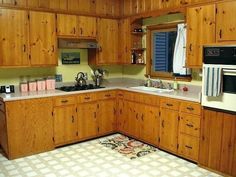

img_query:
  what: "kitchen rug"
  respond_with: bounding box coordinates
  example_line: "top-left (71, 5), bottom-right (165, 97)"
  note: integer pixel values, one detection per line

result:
top-left (99, 135), bottom-right (157, 159)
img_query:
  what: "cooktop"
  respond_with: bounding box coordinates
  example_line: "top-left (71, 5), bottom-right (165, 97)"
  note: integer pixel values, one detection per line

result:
top-left (57, 84), bottom-right (105, 92)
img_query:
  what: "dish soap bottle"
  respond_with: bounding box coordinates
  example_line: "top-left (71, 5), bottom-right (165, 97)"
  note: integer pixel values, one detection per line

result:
top-left (173, 77), bottom-right (178, 90)
top-left (147, 75), bottom-right (151, 87)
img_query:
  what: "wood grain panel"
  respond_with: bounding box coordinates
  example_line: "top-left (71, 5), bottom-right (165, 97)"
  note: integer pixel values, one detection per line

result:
top-left (179, 113), bottom-right (200, 137)
top-left (180, 101), bottom-right (201, 115)
top-left (2, 0), bottom-right (26, 6)
top-left (57, 14), bottom-right (77, 36)
top-left (0, 9), bottom-right (29, 67)
top-left (78, 16), bottom-right (97, 38)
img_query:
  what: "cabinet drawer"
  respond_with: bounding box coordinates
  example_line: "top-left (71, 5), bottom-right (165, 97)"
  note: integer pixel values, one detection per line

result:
top-left (140, 93), bottom-right (160, 106)
top-left (123, 91), bottom-right (136, 101)
top-left (116, 90), bottom-right (124, 98)
top-left (54, 96), bottom-right (76, 106)
top-left (97, 91), bottom-right (116, 100)
top-left (160, 98), bottom-right (180, 110)
top-left (179, 113), bottom-right (200, 137)
top-left (0, 101), bottom-right (5, 112)
top-left (178, 134), bottom-right (199, 162)
top-left (77, 93), bottom-right (97, 103)
top-left (180, 101), bottom-right (201, 115)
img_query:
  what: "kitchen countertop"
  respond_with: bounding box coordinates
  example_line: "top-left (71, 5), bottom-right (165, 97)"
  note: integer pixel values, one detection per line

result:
top-left (0, 79), bottom-right (202, 103)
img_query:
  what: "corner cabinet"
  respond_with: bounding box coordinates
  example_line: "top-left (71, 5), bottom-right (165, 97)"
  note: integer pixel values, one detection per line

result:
top-left (29, 11), bottom-right (57, 66)
top-left (186, 4), bottom-right (216, 68)
top-left (0, 9), bottom-right (30, 67)
top-left (4, 98), bottom-right (54, 159)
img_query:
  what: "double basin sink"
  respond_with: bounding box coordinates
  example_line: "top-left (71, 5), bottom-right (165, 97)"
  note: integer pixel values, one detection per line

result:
top-left (130, 86), bottom-right (174, 93)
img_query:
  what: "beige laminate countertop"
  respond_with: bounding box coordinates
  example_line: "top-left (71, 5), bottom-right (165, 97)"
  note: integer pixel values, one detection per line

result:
top-left (0, 83), bottom-right (201, 103)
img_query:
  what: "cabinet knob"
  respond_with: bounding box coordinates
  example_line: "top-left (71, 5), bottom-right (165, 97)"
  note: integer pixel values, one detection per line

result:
top-left (185, 145), bottom-right (193, 149)
top-left (162, 120), bottom-right (164, 128)
top-left (166, 103), bottom-right (173, 107)
top-left (105, 94), bottom-right (111, 97)
top-left (72, 116), bottom-right (74, 123)
top-left (186, 123), bottom-right (194, 128)
top-left (187, 107), bottom-right (194, 111)
top-left (84, 97), bottom-right (90, 100)
top-left (61, 100), bottom-right (68, 103)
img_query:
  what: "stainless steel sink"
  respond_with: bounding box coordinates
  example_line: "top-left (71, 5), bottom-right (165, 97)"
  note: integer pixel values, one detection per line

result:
top-left (130, 86), bottom-right (174, 93)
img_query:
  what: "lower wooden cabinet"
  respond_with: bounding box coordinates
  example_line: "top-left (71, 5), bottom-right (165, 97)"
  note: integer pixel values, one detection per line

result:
top-left (199, 108), bottom-right (236, 176)
top-left (0, 102), bottom-right (8, 155)
top-left (77, 102), bottom-right (98, 139)
top-left (159, 108), bottom-right (179, 153)
top-left (53, 105), bottom-right (78, 146)
top-left (5, 98), bottom-right (54, 159)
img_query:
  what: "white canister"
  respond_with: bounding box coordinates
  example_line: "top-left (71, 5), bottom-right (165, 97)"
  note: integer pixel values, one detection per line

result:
top-left (37, 79), bottom-right (46, 91)
top-left (20, 82), bottom-right (28, 92)
top-left (28, 81), bottom-right (37, 92)
top-left (46, 77), bottom-right (55, 90)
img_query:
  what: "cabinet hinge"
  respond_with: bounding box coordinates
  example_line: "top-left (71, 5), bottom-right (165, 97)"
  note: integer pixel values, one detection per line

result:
top-left (159, 111), bottom-right (161, 117)
top-left (158, 137), bottom-right (160, 143)
top-left (97, 127), bottom-right (100, 132)
top-left (76, 132), bottom-right (78, 136)
top-left (28, 14), bottom-right (30, 20)
top-left (177, 144), bottom-right (179, 149)
top-left (52, 111), bottom-right (54, 116)
top-left (178, 116), bottom-right (180, 121)
top-left (76, 107), bottom-right (78, 113)
top-left (29, 54), bottom-right (31, 61)
top-left (216, 7), bottom-right (218, 14)
top-left (97, 104), bottom-right (99, 109)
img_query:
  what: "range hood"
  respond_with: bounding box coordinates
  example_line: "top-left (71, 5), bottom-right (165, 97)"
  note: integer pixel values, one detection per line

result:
top-left (58, 38), bottom-right (99, 49)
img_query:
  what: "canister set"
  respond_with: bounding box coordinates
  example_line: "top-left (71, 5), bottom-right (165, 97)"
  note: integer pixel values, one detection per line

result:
top-left (20, 76), bottom-right (55, 92)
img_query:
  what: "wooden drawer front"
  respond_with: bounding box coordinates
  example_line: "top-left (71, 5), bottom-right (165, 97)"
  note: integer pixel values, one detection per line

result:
top-left (117, 90), bottom-right (124, 98)
top-left (0, 101), bottom-right (5, 112)
top-left (54, 96), bottom-right (76, 107)
top-left (179, 113), bottom-right (200, 137)
top-left (78, 93), bottom-right (97, 103)
top-left (97, 91), bottom-right (116, 100)
top-left (178, 134), bottom-right (199, 162)
top-left (180, 101), bottom-right (201, 115)
top-left (123, 91), bottom-right (136, 101)
top-left (160, 98), bottom-right (180, 110)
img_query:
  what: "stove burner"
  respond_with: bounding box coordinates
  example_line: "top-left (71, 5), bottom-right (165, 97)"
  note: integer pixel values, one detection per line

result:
top-left (57, 84), bottom-right (105, 92)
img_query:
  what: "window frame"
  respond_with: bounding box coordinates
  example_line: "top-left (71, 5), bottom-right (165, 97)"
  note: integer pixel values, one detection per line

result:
top-left (146, 22), bottom-right (191, 81)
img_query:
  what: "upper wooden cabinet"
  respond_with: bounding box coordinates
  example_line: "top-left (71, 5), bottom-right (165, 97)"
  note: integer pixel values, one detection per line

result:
top-left (118, 18), bottom-right (131, 64)
top-left (216, 1), bottom-right (236, 41)
top-left (96, 18), bottom-right (119, 65)
top-left (29, 11), bottom-right (57, 66)
top-left (2, 0), bottom-right (26, 6)
top-left (0, 9), bottom-right (29, 67)
top-left (186, 4), bottom-right (216, 68)
top-left (57, 14), bottom-right (97, 38)
top-left (28, 0), bottom-right (67, 11)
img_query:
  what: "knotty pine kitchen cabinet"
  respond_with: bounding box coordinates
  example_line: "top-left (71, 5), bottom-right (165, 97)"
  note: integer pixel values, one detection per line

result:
top-left (159, 98), bottom-right (180, 153)
top-left (0, 9), bottom-right (29, 67)
top-left (216, 1), bottom-right (236, 42)
top-left (29, 11), bottom-right (57, 66)
top-left (118, 18), bottom-right (131, 64)
top-left (199, 109), bottom-right (236, 176)
top-left (57, 14), bottom-right (97, 38)
top-left (94, 18), bottom-right (119, 65)
top-left (53, 96), bottom-right (78, 146)
top-left (97, 91), bottom-right (117, 135)
top-left (2, 0), bottom-right (26, 7)
top-left (0, 101), bottom-right (8, 156)
top-left (28, 0), bottom-right (67, 11)
top-left (186, 4), bottom-right (216, 68)
top-left (4, 98), bottom-right (54, 159)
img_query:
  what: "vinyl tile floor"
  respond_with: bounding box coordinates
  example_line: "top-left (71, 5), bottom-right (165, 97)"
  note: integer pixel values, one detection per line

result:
top-left (0, 134), bottom-right (222, 177)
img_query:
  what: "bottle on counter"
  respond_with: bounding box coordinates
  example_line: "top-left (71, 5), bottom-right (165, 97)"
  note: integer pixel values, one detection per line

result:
top-left (173, 77), bottom-right (179, 90)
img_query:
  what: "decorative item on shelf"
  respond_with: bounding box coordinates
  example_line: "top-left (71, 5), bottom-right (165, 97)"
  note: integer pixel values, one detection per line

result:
top-left (133, 28), bottom-right (143, 33)
top-left (131, 51), bottom-right (136, 64)
top-left (137, 53), bottom-right (144, 64)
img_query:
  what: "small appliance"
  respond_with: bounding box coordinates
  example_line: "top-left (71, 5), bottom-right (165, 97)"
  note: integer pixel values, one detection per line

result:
top-left (0, 85), bottom-right (15, 94)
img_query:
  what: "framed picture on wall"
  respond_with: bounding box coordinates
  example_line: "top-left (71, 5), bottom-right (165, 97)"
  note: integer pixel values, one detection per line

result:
top-left (61, 52), bottom-right (80, 64)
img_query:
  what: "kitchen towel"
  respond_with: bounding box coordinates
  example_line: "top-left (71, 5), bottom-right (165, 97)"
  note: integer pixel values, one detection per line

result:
top-left (173, 23), bottom-right (191, 76)
top-left (204, 66), bottom-right (223, 97)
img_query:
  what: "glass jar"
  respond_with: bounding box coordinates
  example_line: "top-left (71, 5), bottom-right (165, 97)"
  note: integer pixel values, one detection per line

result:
top-left (46, 76), bottom-right (55, 90)
top-left (37, 79), bottom-right (46, 91)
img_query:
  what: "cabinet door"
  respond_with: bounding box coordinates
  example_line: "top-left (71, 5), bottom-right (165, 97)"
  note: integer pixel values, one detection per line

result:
top-left (29, 11), bottom-right (57, 66)
top-left (57, 14), bottom-right (77, 36)
top-left (159, 108), bottom-right (179, 153)
top-left (127, 101), bottom-right (140, 138)
top-left (216, 1), bottom-right (236, 41)
top-left (78, 16), bottom-right (97, 38)
top-left (0, 110), bottom-right (8, 155)
top-left (77, 103), bottom-right (97, 139)
top-left (199, 109), bottom-right (223, 171)
top-left (186, 4), bottom-right (215, 68)
top-left (97, 18), bottom-right (118, 64)
top-left (140, 105), bottom-right (159, 146)
top-left (118, 18), bottom-right (131, 64)
top-left (0, 9), bottom-right (29, 67)
top-left (2, 0), bottom-right (27, 6)
top-left (6, 98), bottom-right (54, 159)
top-left (98, 99), bottom-right (116, 135)
top-left (53, 105), bottom-right (78, 146)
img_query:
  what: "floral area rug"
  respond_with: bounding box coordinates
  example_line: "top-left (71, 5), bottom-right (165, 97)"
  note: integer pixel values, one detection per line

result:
top-left (99, 135), bottom-right (157, 159)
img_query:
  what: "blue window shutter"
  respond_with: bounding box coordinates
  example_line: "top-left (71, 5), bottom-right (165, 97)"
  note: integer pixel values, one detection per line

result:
top-left (153, 32), bottom-right (169, 72)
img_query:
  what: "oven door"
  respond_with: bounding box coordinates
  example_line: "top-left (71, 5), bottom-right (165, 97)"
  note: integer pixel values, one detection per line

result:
top-left (202, 65), bottom-right (236, 112)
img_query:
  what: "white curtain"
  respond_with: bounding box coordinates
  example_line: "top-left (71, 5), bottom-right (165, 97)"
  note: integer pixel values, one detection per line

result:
top-left (173, 23), bottom-right (191, 75)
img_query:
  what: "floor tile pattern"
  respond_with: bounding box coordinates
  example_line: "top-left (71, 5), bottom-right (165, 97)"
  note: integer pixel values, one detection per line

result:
top-left (0, 134), bottom-right (222, 177)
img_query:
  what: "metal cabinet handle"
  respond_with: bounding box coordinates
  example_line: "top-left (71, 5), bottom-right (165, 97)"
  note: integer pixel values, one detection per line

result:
top-left (185, 145), bottom-right (193, 149)
top-left (52, 45), bottom-right (55, 52)
top-left (162, 120), bottom-right (164, 128)
top-left (61, 100), bottom-right (68, 103)
top-left (105, 94), bottom-right (111, 97)
top-left (23, 44), bottom-right (26, 52)
top-left (189, 44), bottom-right (193, 52)
top-left (187, 107), bottom-right (194, 111)
top-left (72, 116), bottom-right (74, 123)
top-left (219, 29), bottom-right (222, 39)
top-left (186, 124), bottom-right (194, 128)
top-left (84, 97), bottom-right (90, 100)
top-left (141, 114), bottom-right (144, 121)
top-left (166, 103), bottom-right (173, 107)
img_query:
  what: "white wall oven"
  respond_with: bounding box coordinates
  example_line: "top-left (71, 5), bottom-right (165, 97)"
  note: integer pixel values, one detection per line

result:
top-left (202, 46), bottom-right (236, 112)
